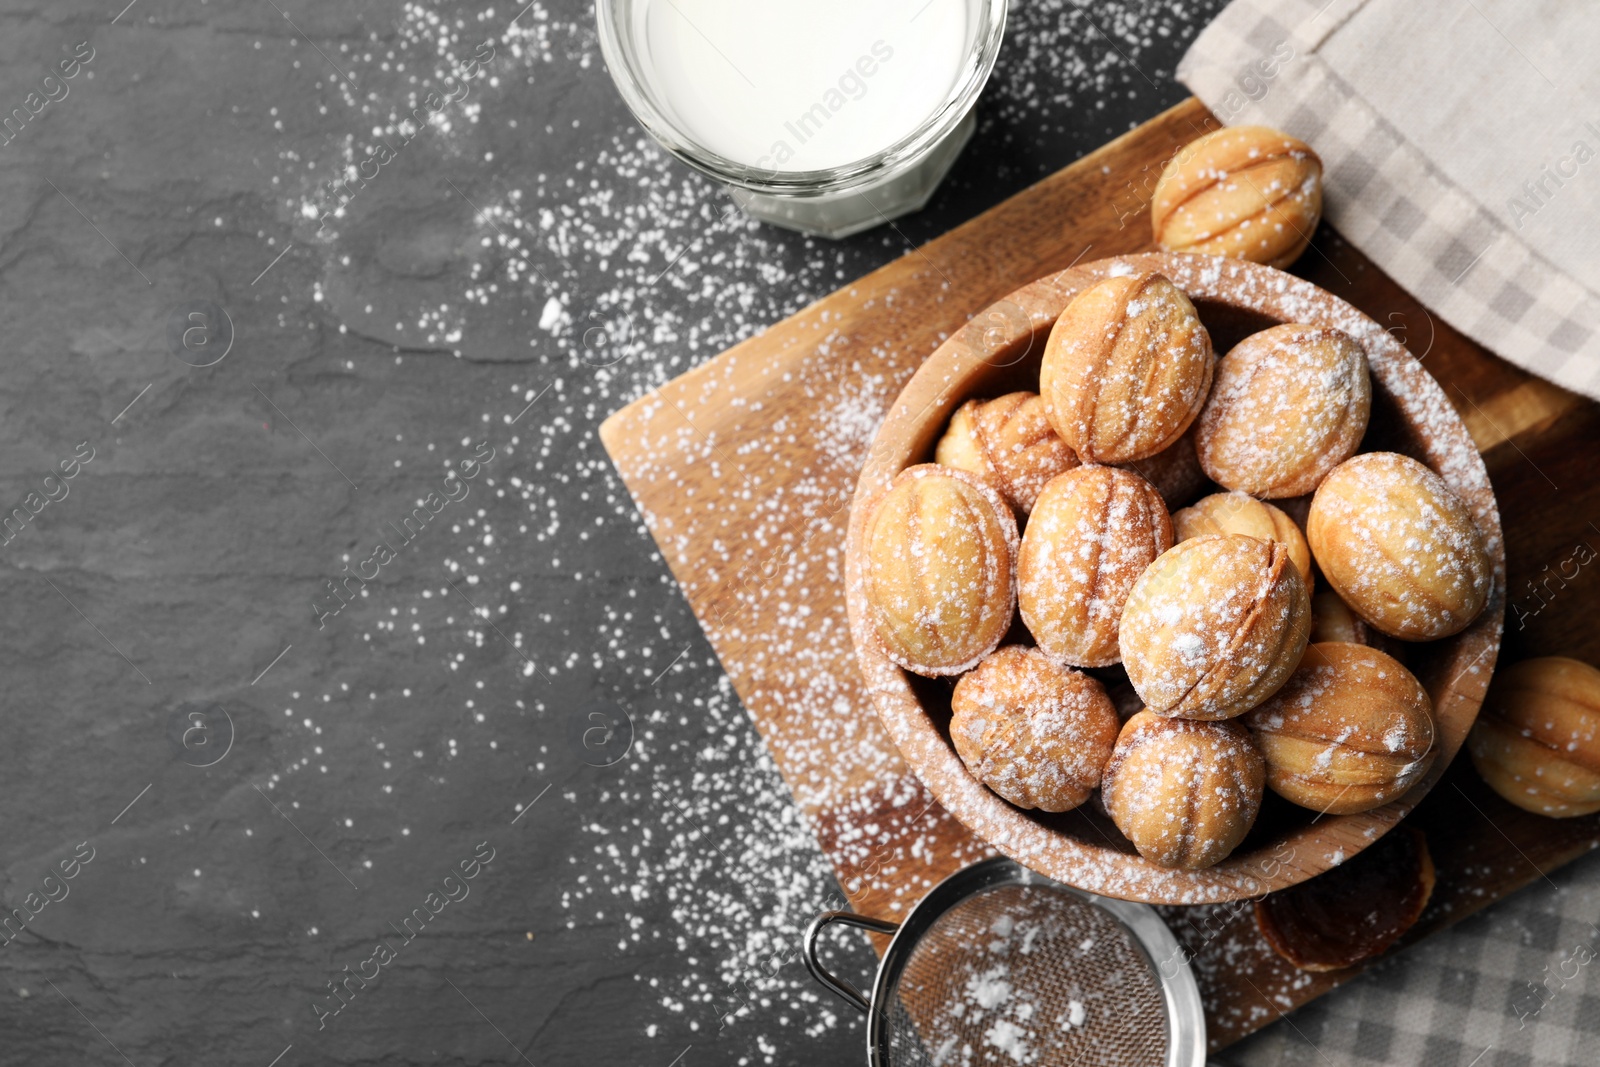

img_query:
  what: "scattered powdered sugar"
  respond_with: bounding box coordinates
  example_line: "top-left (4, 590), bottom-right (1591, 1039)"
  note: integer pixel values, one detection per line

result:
top-left (969, 965), bottom-right (1017, 1011)
top-left (816, 376), bottom-right (891, 468)
top-left (232, 1), bottom-right (1513, 1059)
top-left (1384, 718), bottom-right (1413, 752)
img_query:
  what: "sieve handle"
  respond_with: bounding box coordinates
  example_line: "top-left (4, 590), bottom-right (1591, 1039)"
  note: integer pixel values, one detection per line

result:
top-left (802, 911), bottom-right (901, 1014)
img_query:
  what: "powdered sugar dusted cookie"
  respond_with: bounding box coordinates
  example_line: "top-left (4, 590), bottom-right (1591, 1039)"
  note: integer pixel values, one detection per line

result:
top-left (935, 392), bottom-right (1079, 514)
top-left (950, 646), bottom-right (1119, 813)
top-left (1308, 452), bottom-right (1490, 640)
top-left (1040, 272), bottom-right (1214, 464)
top-left (1119, 534), bottom-right (1311, 720)
top-left (1102, 711), bottom-right (1265, 870)
top-left (1174, 490), bottom-right (1313, 593)
top-left (1195, 323), bottom-right (1370, 499)
top-left (861, 464), bottom-right (1018, 677)
top-left (1018, 465), bottom-right (1173, 668)
top-left (1245, 642), bottom-right (1435, 814)
top-left (1151, 125), bottom-right (1323, 269)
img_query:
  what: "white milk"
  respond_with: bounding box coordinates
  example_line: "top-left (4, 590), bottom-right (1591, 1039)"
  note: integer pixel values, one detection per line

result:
top-left (641, 0), bottom-right (973, 172)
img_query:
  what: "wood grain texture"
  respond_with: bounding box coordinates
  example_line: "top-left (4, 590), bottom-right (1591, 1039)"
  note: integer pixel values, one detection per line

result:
top-left (599, 98), bottom-right (1600, 1050)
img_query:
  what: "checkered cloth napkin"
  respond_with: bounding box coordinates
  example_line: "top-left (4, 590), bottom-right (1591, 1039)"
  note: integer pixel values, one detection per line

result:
top-left (1177, 0), bottom-right (1600, 400)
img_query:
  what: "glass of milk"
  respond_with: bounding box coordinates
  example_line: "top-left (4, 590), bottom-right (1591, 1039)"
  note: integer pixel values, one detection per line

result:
top-left (597, 0), bottom-right (1008, 238)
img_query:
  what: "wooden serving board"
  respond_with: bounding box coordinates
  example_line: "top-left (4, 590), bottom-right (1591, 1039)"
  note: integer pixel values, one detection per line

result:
top-left (599, 98), bottom-right (1600, 1051)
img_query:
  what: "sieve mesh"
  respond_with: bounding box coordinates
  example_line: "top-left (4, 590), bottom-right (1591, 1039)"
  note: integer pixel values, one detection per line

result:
top-left (882, 883), bottom-right (1169, 1067)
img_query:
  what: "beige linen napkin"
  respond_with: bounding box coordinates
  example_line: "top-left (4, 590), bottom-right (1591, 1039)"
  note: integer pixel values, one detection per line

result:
top-left (1178, 0), bottom-right (1600, 399)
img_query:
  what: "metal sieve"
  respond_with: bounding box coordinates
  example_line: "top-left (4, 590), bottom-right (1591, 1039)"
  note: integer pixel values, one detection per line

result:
top-left (803, 857), bottom-right (1205, 1067)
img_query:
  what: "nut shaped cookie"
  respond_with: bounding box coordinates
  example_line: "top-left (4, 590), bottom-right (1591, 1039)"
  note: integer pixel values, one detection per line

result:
top-left (1120, 535), bottom-right (1311, 720)
top-left (935, 393), bottom-right (1079, 514)
top-left (861, 464), bottom-right (1018, 677)
top-left (1151, 125), bottom-right (1323, 269)
top-left (1174, 490), bottom-right (1313, 593)
top-left (1018, 466), bottom-right (1173, 668)
top-left (933, 399), bottom-right (987, 474)
top-left (1102, 711), bottom-right (1266, 870)
top-left (950, 646), bottom-right (1120, 812)
top-left (1469, 657), bottom-right (1600, 818)
top-left (1040, 271), bottom-right (1214, 465)
top-left (1245, 642), bottom-right (1436, 814)
top-left (1195, 324), bottom-right (1371, 499)
top-left (1308, 452), bottom-right (1492, 640)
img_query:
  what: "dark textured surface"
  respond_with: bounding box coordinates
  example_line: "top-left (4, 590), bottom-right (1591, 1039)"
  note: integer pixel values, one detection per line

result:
top-left (0, 1), bottom-right (1220, 1064)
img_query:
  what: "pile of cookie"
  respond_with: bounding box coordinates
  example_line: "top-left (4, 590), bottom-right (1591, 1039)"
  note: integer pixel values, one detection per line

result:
top-left (858, 130), bottom-right (1494, 871)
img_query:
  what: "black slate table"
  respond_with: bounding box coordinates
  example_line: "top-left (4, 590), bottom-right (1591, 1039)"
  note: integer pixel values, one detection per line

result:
top-left (0, 2), bottom-right (1227, 1064)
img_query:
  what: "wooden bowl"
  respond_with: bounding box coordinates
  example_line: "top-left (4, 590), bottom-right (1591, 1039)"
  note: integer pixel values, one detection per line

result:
top-left (844, 252), bottom-right (1505, 905)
